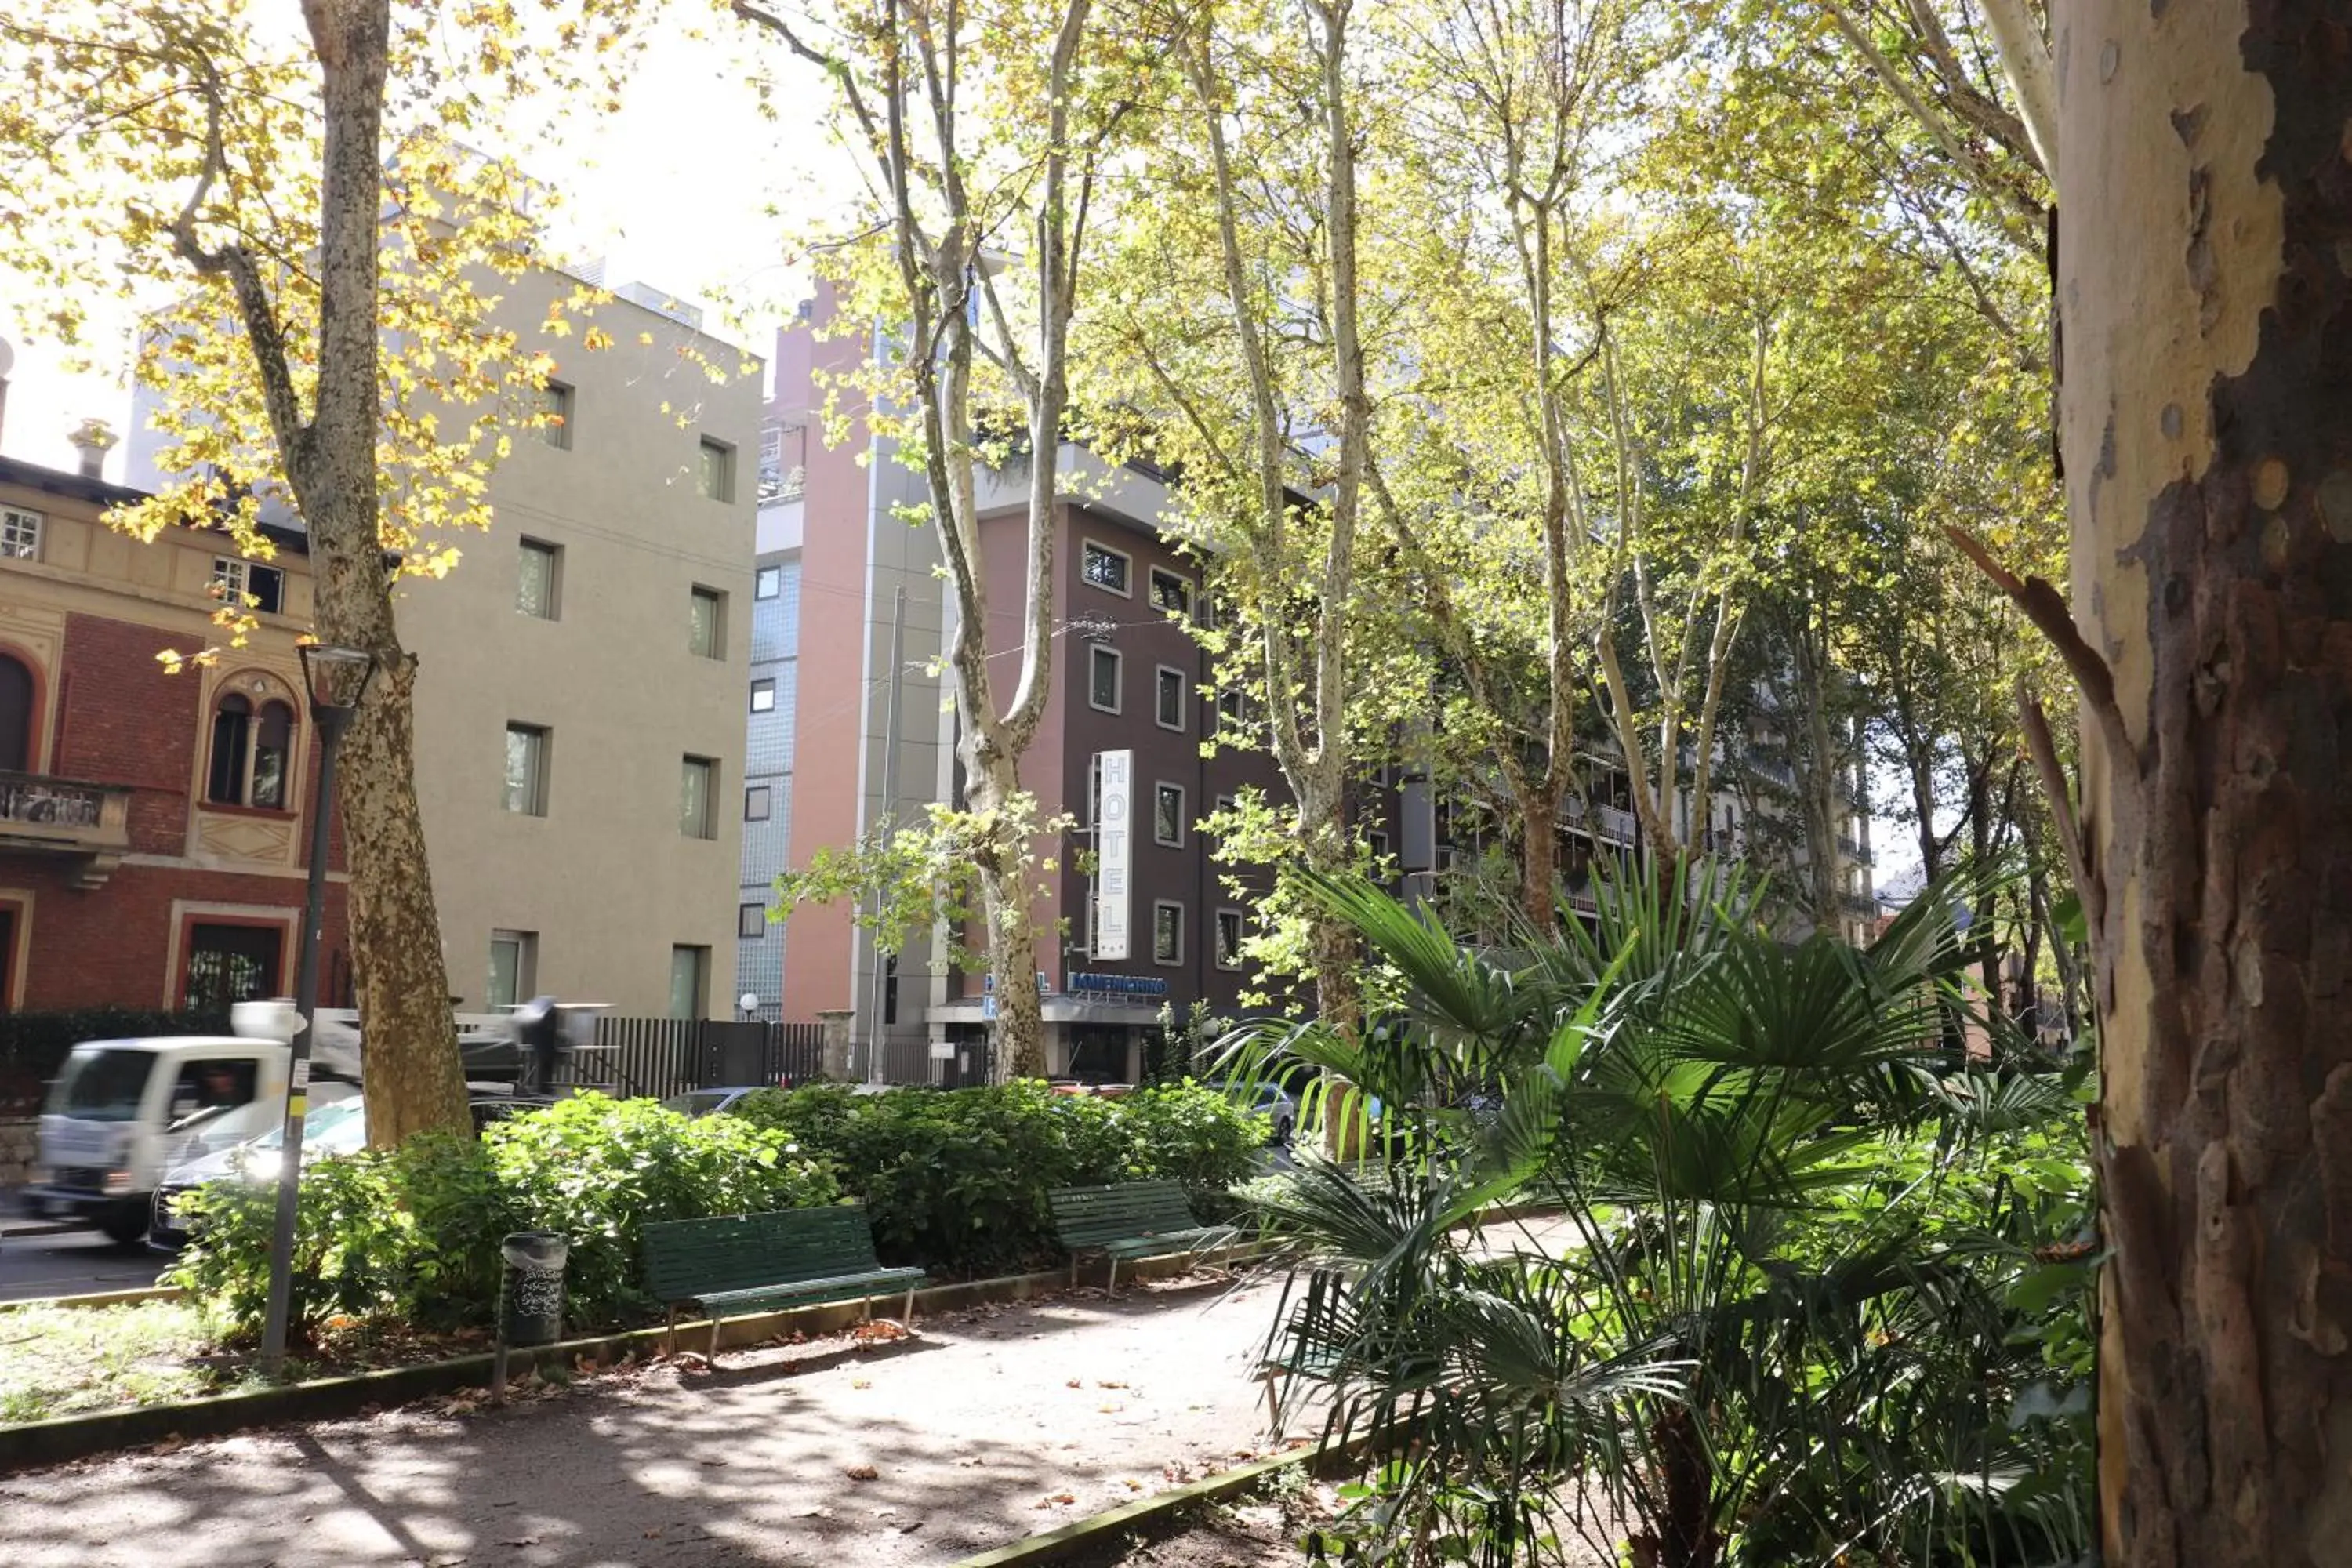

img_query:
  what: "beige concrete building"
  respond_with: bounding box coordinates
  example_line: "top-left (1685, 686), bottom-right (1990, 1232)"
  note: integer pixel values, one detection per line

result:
top-left (125, 271), bottom-right (761, 1019)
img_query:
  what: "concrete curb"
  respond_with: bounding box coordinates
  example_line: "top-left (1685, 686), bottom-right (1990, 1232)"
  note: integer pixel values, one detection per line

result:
top-left (948, 1430), bottom-right (1378, 1568)
top-left (0, 1283), bottom-right (185, 1312)
top-left (0, 1241), bottom-right (1277, 1474)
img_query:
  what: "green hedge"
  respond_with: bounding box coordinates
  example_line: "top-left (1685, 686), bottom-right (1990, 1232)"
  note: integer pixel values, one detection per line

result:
top-left (732, 1080), bottom-right (1264, 1276)
top-left (0, 1008), bottom-right (230, 1115)
top-left (171, 1094), bottom-right (837, 1345)
top-left (169, 1080), bottom-right (1262, 1345)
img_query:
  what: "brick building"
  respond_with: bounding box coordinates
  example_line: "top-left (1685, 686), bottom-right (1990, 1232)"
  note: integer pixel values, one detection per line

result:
top-left (0, 442), bottom-right (349, 1014)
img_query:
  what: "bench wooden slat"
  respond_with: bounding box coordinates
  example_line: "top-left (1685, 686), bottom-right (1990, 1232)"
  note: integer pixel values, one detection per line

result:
top-left (1048, 1181), bottom-right (1240, 1287)
top-left (642, 1205), bottom-right (925, 1356)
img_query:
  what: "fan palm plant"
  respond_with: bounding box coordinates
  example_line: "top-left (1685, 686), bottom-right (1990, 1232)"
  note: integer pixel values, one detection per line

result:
top-left (1224, 858), bottom-right (2094, 1568)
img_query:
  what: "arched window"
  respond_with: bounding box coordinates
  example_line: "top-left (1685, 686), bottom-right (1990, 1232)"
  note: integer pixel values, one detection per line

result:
top-left (207, 695), bottom-right (252, 804)
top-left (251, 702), bottom-right (293, 808)
top-left (0, 655), bottom-right (32, 773)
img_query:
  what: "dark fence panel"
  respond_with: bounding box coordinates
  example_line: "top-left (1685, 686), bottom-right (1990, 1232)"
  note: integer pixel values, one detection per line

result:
top-left (559, 1018), bottom-right (831, 1100)
top-left (879, 1038), bottom-right (935, 1086)
top-left (765, 1023), bottom-right (824, 1085)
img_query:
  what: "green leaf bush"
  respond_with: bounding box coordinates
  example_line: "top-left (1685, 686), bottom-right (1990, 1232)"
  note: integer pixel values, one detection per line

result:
top-left (172, 1094), bottom-right (837, 1344)
top-left (169, 1082), bottom-right (1259, 1344)
top-left (732, 1080), bottom-right (1263, 1275)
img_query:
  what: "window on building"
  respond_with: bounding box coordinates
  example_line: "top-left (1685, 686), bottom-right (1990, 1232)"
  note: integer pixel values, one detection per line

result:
top-left (883, 955), bottom-right (898, 1025)
top-left (681, 755), bottom-right (716, 839)
top-left (182, 923), bottom-right (282, 1014)
top-left (669, 944), bottom-right (710, 1019)
top-left (760, 424), bottom-right (782, 466)
top-left (212, 557), bottom-right (285, 614)
top-left (1081, 539), bottom-right (1131, 596)
top-left (503, 724), bottom-right (549, 815)
top-left (249, 702), bottom-right (293, 809)
top-left (0, 654), bottom-right (34, 772)
top-left (738, 902), bottom-right (768, 940)
top-left (516, 538), bottom-right (561, 619)
top-left (206, 695), bottom-right (252, 804)
top-left (488, 930), bottom-right (538, 1011)
top-left (0, 506), bottom-right (42, 561)
top-left (750, 678), bottom-right (775, 713)
top-left (1214, 909), bottom-right (1244, 971)
top-left (1088, 645), bottom-right (1122, 713)
top-left (1149, 568), bottom-right (1192, 617)
top-left (539, 381), bottom-right (573, 449)
top-left (755, 564), bottom-right (782, 600)
top-left (1152, 901), bottom-right (1184, 966)
top-left (1155, 666), bottom-right (1185, 731)
top-left (1154, 781), bottom-right (1185, 848)
top-left (698, 437), bottom-right (735, 503)
top-left (1217, 689), bottom-right (1247, 735)
top-left (1367, 829), bottom-right (1389, 862)
top-left (745, 784), bottom-right (771, 821)
top-left (689, 586), bottom-right (724, 659)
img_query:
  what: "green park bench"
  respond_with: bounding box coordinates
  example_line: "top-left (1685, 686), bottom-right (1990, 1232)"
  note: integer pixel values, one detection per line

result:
top-left (642, 1205), bottom-right (926, 1362)
top-left (1049, 1179), bottom-right (1241, 1291)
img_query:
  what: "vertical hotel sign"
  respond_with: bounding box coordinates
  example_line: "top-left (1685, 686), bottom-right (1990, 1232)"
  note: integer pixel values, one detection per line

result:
top-left (1094, 749), bottom-right (1133, 960)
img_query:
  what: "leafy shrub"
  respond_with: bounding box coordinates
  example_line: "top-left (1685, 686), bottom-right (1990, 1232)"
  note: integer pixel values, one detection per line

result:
top-left (172, 1094), bottom-right (836, 1342)
top-left (171, 1151), bottom-right (413, 1338)
top-left (735, 1080), bottom-right (1261, 1275)
top-left (486, 1094), bottom-right (837, 1322)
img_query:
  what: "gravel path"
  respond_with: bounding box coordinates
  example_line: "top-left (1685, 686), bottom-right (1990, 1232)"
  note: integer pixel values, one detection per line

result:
top-left (0, 1272), bottom-right (1291, 1568)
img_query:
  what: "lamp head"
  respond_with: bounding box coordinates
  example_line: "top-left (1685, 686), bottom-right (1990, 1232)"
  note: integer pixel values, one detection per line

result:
top-left (297, 642), bottom-right (377, 714)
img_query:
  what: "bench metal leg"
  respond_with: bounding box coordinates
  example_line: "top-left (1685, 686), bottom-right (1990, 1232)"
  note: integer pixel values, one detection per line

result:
top-left (709, 1313), bottom-right (722, 1365)
top-left (1262, 1370), bottom-right (1282, 1436)
top-left (902, 1283), bottom-right (916, 1324)
top-left (666, 1306), bottom-right (678, 1359)
top-left (1107, 1258), bottom-right (1119, 1294)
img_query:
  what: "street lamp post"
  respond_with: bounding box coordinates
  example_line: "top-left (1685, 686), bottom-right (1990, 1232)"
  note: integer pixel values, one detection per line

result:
top-left (259, 642), bottom-right (378, 1377)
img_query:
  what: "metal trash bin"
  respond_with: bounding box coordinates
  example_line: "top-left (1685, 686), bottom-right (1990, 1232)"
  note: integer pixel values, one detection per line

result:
top-left (498, 1230), bottom-right (569, 1348)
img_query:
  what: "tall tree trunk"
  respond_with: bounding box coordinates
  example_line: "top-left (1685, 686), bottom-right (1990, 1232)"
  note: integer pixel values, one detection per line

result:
top-left (2059, 3), bottom-right (2352, 1559)
top-left (1520, 792), bottom-right (1558, 927)
top-left (970, 756), bottom-right (1046, 1080)
top-left (1791, 612), bottom-right (1844, 933)
top-left (303, 0), bottom-right (465, 1146)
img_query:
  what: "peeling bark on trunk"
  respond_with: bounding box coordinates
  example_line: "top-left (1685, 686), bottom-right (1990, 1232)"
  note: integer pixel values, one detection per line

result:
top-left (301, 0), bottom-right (465, 1145)
top-left (2058, 2), bottom-right (2352, 1559)
top-left (336, 654), bottom-right (468, 1144)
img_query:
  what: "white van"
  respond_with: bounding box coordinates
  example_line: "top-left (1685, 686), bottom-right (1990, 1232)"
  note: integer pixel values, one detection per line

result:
top-left (27, 1036), bottom-right (296, 1243)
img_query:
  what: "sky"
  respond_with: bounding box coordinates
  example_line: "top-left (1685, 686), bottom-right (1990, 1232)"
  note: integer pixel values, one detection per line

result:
top-left (0, 23), bottom-right (853, 474)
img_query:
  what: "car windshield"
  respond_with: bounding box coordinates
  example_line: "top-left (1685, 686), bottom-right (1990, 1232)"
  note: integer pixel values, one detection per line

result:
top-left (252, 1099), bottom-right (366, 1152)
top-left (662, 1092), bottom-right (727, 1116)
top-left (49, 1047), bottom-right (160, 1123)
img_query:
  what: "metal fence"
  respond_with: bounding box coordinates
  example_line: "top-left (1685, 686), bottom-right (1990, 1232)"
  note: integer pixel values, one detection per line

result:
top-left (557, 1018), bottom-right (826, 1100)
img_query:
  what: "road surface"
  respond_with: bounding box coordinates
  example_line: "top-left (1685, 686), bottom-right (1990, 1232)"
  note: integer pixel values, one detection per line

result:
top-left (0, 1225), bottom-right (169, 1302)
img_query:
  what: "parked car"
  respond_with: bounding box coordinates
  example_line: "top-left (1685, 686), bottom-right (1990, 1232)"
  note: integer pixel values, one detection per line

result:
top-left (659, 1086), bottom-right (766, 1118)
top-left (1205, 1079), bottom-right (1298, 1143)
top-left (145, 1089), bottom-right (554, 1252)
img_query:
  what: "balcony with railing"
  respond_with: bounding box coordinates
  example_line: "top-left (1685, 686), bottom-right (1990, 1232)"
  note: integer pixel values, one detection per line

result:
top-left (1563, 794), bottom-right (1639, 845)
top-left (0, 771), bottom-right (133, 887)
top-left (1838, 835), bottom-right (1875, 866)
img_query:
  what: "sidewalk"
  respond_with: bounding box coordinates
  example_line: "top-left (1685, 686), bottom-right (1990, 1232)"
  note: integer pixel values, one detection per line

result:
top-left (0, 1271), bottom-right (1294, 1567)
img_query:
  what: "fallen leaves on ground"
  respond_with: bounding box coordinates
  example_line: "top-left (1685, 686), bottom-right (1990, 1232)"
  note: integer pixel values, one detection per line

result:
top-left (1033, 1492), bottom-right (1077, 1509)
top-left (844, 1463), bottom-right (880, 1481)
top-left (849, 1319), bottom-right (909, 1345)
